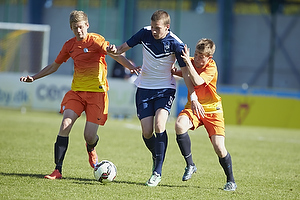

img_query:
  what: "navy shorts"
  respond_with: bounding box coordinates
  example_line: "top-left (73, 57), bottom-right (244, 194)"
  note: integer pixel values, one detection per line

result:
top-left (135, 88), bottom-right (176, 120)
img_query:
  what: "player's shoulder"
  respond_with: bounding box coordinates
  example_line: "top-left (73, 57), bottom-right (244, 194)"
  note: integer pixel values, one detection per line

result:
top-left (164, 31), bottom-right (184, 52)
top-left (136, 26), bottom-right (152, 36)
top-left (204, 59), bottom-right (218, 72)
top-left (208, 58), bottom-right (217, 67)
top-left (132, 26), bottom-right (152, 41)
top-left (65, 37), bottom-right (76, 44)
top-left (143, 25), bottom-right (151, 31)
top-left (137, 26), bottom-right (152, 36)
top-left (63, 37), bottom-right (76, 49)
top-left (88, 33), bottom-right (105, 41)
top-left (168, 31), bottom-right (184, 44)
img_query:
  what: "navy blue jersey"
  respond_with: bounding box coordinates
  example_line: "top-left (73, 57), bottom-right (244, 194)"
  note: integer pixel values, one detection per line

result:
top-left (126, 26), bottom-right (186, 89)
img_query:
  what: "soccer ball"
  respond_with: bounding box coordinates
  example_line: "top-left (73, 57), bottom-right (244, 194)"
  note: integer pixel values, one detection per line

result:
top-left (94, 160), bottom-right (117, 183)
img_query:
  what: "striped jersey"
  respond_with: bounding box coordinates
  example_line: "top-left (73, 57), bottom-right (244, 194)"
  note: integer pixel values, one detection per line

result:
top-left (126, 26), bottom-right (186, 89)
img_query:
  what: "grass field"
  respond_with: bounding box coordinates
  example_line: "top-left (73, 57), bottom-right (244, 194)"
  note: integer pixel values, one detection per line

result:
top-left (0, 107), bottom-right (299, 199)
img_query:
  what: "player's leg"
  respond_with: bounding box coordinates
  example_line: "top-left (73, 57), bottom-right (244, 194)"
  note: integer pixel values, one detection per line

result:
top-left (136, 88), bottom-right (157, 173)
top-left (141, 116), bottom-right (156, 165)
top-left (84, 121), bottom-right (99, 145)
top-left (45, 109), bottom-right (79, 179)
top-left (145, 89), bottom-right (175, 186)
top-left (136, 88), bottom-right (162, 186)
top-left (141, 116), bottom-right (154, 139)
top-left (211, 135), bottom-right (236, 191)
top-left (56, 108), bottom-right (79, 166)
top-left (84, 92), bottom-right (108, 168)
top-left (210, 135), bottom-right (227, 158)
top-left (152, 88), bottom-right (176, 175)
top-left (175, 113), bottom-right (197, 181)
top-left (145, 109), bottom-right (169, 187)
top-left (204, 113), bottom-right (236, 190)
top-left (152, 108), bottom-right (169, 176)
top-left (140, 115), bottom-right (162, 187)
top-left (84, 121), bottom-right (99, 168)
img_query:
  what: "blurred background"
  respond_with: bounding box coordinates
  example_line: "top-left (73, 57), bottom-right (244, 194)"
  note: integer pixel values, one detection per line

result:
top-left (0, 0), bottom-right (300, 128)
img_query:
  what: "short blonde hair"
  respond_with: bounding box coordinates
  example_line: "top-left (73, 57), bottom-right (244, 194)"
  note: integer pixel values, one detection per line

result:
top-left (151, 10), bottom-right (170, 26)
top-left (69, 10), bottom-right (88, 26)
top-left (195, 38), bottom-right (215, 56)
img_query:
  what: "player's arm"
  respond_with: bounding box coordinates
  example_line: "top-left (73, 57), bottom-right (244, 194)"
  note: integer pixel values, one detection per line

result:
top-left (181, 45), bottom-right (205, 86)
top-left (107, 42), bottom-right (131, 55)
top-left (181, 67), bottom-right (205, 118)
top-left (109, 54), bottom-right (140, 75)
top-left (171, 66), bottom-right (183, 77)
top-left (20, 62), bottom-right (61, 82)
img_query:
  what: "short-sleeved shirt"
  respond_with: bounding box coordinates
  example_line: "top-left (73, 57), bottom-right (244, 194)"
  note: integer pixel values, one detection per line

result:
top-left (126, 26), bottom-right (185, 89)
top-left (185, 58), bottom-right (222, 113)
top-left (55, 33), bottom-right (109, 92)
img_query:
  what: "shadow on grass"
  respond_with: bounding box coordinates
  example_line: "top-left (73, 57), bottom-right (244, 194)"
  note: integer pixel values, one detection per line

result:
top-left (0, 172), bottom-right (45, 179)
top-left (114, 180), bottom-right (201, 188)
top-left (0, 172), bottom-right (201, 188)
top-left (0, 171), bottom-right (94, 182)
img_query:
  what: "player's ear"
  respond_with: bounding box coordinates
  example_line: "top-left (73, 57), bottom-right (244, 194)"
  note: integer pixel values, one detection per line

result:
top-left (86, 22), bottom-right (90, 29)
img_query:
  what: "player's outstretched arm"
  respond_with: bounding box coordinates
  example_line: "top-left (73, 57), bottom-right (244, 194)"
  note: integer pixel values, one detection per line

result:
top-left (20, 62), bottom-right (61, 82)
top-left (109, 54), bottom-right (140, 75)
top-left (107, 42), bottom-right (131, 55)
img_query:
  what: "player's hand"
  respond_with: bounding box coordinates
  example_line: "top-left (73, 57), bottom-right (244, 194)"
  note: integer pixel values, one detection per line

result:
top-left (20, 75), bottom-right (34, 82)
top-left (171, 66), bottom-right (183, 77)
top-left (171, 66), bottom-right (177, 75)
top-left (191, 100), bottom-right (205, 119)
top-left (131, 66), bottom-right (141, 75)
top-left (106, 44), bottom-right (117, 54)
top-left (181, 44), bottom-right (190, 64)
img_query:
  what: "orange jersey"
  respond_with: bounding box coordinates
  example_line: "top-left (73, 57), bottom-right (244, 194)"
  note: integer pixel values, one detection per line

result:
top-left (55, 33), bottom-right (109, 92)
top-left (185, 58), bottom-right (222, 113)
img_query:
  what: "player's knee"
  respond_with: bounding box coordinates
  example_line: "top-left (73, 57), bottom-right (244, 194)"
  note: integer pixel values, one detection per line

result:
top-left (155, 126), bottom-right (165, 134)
top-left (214, 145), bottom-right (227, 158)
top-left (85, 134), bottom-right (98, 144)
top-left (154, 119), bottom-right (166, 133)
top-left (62, 118), bottom-right (72, 127)
top-left (175, 121), bottom-right (186, 134)
top-left (142, 131), bottom-right (154, 139)
top-left (59, 118), bottom-right (73, 135)
top-left (86, 135), bottom-right (99, 148)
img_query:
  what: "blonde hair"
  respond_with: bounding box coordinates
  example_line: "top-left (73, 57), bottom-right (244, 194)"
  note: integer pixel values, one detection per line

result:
top-left (69, 10), bottom-right (88, 26)
top-left (195, 38), bottom-right (215, 56)
top-left (151, 10), bottom-right (170, 26)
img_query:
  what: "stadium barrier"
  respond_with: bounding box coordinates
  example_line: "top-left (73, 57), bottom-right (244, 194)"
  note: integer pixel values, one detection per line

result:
top-left (0, 72), bottom-right (136, 117)
top-left (1, 72), bottom-right (299, 128)
top-left (176, 84), bottom-right (300, 129)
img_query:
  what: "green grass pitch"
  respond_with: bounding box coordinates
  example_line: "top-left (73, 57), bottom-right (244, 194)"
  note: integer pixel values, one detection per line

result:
top-left (0, 108), bottom-right (299, 199)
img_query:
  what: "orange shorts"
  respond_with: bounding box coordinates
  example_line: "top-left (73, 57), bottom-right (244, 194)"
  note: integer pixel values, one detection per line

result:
top-left (178, 109), bottom-right (225, 137)
top-left (60, 90), bottom-right (108, 126)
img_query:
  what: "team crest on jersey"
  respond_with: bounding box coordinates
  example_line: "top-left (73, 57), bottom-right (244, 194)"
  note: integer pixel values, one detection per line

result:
top-left (84, 48), bottom-right (89, 53)
top-left (164, 41), bottom-right (170, 53)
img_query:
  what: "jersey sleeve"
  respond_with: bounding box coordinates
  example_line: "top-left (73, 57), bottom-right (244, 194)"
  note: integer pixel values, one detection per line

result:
top-left (94, 34), bottom-right (109, 55)
top-left (199, 60), bottom-right (217, 85)
top-left (55, 41), bottom-right (71, 64)
top-left (175, 43), bottom-right (186, 67)
top-left (126, 27), bottom-right (146, 48)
